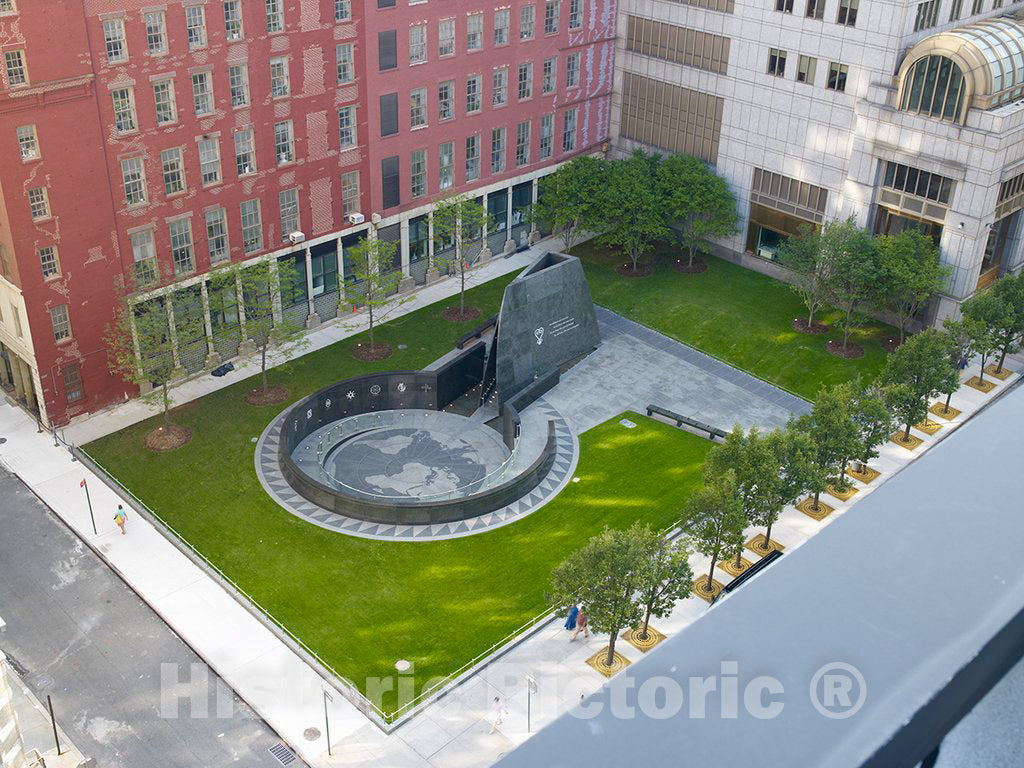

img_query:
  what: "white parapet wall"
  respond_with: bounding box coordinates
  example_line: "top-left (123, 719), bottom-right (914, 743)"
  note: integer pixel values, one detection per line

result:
top-left (0, 650), bottom-right (27, 768)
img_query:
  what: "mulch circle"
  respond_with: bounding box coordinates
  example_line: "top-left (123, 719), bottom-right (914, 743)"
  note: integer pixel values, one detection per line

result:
top-left (351, 343), bottom-right (393, 362)
top-left (616, 263), bottom-right (653, 277)
top-left (144, 424), bottom-right (192, 452)
top-left (244, 386), bottom-right (290, 406)
top-left (442, 305), bottom-right (481, 323)
top-left (826, 340), bottom-right (864, 359)
top-left (791, 318), bottom-right (829, 335)
top-left (881, 337), bottom-right (902, 352)
top-left (672, 257), bottom-right (708, 274)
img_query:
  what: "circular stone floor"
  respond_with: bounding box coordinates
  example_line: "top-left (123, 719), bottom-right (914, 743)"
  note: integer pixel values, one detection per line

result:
top-left (255, 398), bottom-right (578, 541)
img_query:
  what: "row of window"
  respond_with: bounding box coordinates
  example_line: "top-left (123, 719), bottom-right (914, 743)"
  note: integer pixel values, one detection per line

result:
top-left (775, 0), bottom-right (859, 25)
top-left (767, 49), bottom-right (849, 92)
top-left (917, 0), bottom-right (1006, 31)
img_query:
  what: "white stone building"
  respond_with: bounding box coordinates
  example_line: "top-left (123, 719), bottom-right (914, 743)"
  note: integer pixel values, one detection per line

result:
top-left (611, 0), bottom-right (1024, 320)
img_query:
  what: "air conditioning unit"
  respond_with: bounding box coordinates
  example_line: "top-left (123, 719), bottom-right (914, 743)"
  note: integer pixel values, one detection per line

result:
top-left (347, 212), bottom-right (365, 225)
top-left (288, 231), bottom-right (305, 245)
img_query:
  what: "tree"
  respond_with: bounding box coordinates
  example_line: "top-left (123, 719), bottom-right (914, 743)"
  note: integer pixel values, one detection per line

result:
top-left (547, 526), bottom-right (646, 668)
top-left (791, 384), bottom-right (860, 510)
top-left (938, 317), bottom-right (974, 412)
top-left (875, 230), bottom-right (950, 343)
top-left (432, 192), bottom-right (491, 316)
top-left (596, 150), bottom-right (669, 273)
top-left (820, 219), bottom-right (880, 350)
top-left (657, 154), bottom-right (737, 269)
top-left (212, 259), bottom-right (309, 396)
top-left (106, 283), bottom-right (205, 428)
top-left (880, 329), bottom-right (958, 441)
top-left (845, 383), bottom-right (895, 477)
top-left (534, 155), bottom-right (608, 254)
top-left (776, 224), bottom-right (831, 330)
top-left (634, 527), bottom-right (693, 641)
top-left (343, 234), bottom-right (410, 354)
top-left (684, 472), bottom-right (746, 594)
top-left (986, 273), bottom-right (1024, 373)
top-left (766, 426), bottom-right (817, 542)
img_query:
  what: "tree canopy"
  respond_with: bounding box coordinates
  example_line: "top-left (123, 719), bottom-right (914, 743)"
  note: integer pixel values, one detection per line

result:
top-left (657, 153), bottom-right (737, 268)
top-left (595, 150), bottom-right (670, 272)
top-left (534, 155), bottom-right (608, 254)
top-left (875, 230), bottom-right (949, 343)
top-left (880, 328), bottom-right (958, 440)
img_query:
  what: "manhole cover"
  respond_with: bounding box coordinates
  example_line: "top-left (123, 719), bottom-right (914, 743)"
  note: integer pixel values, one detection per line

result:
top-left (0, 437), bottom-right (6, 444)
top-left (29, 673), bottom-right (54, 691)
top-left (395, 659), bottom-right (412, 672)
top-left (303, 727), bottom-right (321, 741)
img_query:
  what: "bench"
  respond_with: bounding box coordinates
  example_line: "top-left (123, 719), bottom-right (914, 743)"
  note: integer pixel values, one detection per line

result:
top-left (645, 404), bottom-right (727, 440)
top-left (455, 315), bottom-right (498, 349)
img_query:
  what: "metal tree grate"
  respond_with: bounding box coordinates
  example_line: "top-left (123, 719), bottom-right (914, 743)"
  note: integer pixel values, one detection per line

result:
top-left (268, 742), bottom-right (297, 765)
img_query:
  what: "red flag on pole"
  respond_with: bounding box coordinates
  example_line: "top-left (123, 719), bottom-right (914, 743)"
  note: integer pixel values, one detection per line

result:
top-left (80, 479), bottom-right (86, 488)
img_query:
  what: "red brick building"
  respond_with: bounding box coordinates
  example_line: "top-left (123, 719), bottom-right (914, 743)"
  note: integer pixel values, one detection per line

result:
top-left (0, 0), bottom-right (615, 426)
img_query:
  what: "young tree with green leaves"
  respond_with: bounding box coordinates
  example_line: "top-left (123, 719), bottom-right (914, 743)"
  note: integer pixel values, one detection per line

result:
top-left (987, 273), bottom-right (1024, 373)
top-left (792, 383), bottom-right (861, 510)
top-left (343, 234), bottom-right (410, 355)
top-left (634, 526), bottom-right (693, 641)
top-left (776, 224), bottom-right (832, 331)
top-left (547, 526), bottom-right (646, 668)
top-left (596, 150), bottom-right (669, 273)
top-left (880, 328), bottom-right (959, 441)
top-left (875, 229), bottom-right (950, 343)
top-left (820, 219), bottom-right (880, 350)
top-left (657, 153), bottom-right (738, 270)
top-left (938, 317), bottom-right (975, 413)
top-left (765, 426), bottom-right (817, 543)
top-left (684, 472), bottom-right (746, 594)
top-left (432, 192), bottom-right (491, 317)
top-left (534, 154), bottom-right (608, 254)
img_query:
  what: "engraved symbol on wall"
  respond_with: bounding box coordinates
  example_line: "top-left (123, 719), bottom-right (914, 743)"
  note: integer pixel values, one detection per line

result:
top-left (534, 327), bottom-right (545, 345)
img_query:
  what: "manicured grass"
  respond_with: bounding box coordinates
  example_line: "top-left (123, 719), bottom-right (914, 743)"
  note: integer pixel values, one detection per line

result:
top-left (85, 270), bottom-right (711, 715)
top-left (575, 240), bottom-right (894, 400)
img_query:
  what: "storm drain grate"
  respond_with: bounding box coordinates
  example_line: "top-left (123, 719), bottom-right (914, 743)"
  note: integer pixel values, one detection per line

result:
top-left (268, 742), bottom-right (297, 765)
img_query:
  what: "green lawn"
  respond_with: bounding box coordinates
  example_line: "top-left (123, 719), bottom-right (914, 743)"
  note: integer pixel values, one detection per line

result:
top-left (575, 240), bottom-right (893, 399)
top-left (85, 271), bottom-right (711, 716)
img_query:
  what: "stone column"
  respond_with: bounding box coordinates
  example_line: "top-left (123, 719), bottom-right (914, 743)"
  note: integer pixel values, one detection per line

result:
top-left (398, 218), bottom-right (415, 292)
top-left (0, 342), bottom-right (12, 389)
top-left (426, 212), bottom-right (441, 284)
top-left (304, 246), bottom-right (320, 329)
top-left (528, 178), bottom-right (541, 245)
top-left (17, 358), bottom-right (36, 410)
top-left (269, 258), bottom-right (283, 325)
top-left (336, 236), bottom-right (352, 318)
top-left (237, 271), bottom-right (258, 356)
top-left (199, 281), bottom-right (220, 368)
top-left (504, 184), bottom-right (516, 255)
top-left (164, 293), bottom-right (186, 380)
top-left (9, 352), bottom-right (26, 399)
top-left (478, 192), bottom-right (492, 262)
top-left (0, 652), bottom-right (27, 768)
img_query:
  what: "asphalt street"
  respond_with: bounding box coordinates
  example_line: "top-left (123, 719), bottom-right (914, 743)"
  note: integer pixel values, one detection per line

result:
top-left (0, 467), bottom-right (307, 768)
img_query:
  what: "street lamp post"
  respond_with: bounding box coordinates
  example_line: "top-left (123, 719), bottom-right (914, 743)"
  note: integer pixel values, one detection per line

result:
top-left (323, 689), bottom-right (333, 757)
top-left (79, 478), bottom-right (97, 536)
top-left (526, 676), bottom-right (538, 733)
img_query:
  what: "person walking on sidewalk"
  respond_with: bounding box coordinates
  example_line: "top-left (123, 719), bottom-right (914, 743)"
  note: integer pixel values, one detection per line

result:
top-left (113, 504), bottom-right (127, 535)
top-left (488, 696), bottom-right (508, 734)
top-left (564, 603), bottom-right (578, 633)
top-left (571, 610), bottom-right (589, 641)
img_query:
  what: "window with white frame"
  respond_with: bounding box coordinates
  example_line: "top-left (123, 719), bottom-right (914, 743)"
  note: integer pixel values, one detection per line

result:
top-left (542, 57), bottom-right (556, 94)
top-left (493, 67), bottom-right (508, 106)
top-left (949, 0), bottom-right (963, 18)
top-left (4, 50), bottom-right (27, 87)
top-left (439, 80), bottom-right (454, 119)
top-left (28, 186), bottom-right (49, 220)
top-left (566, 52), bottom-right (581, 87)
top-left (270, 57), bottom-right (290, 98)
top-left (837, 0), bottom-right (858, 25)
top-left (518, 62), bottom-right (532, 100)
top-left (228, 64), bottom-right (249, 106)
top-left (410, 88), bottom-right (427, 128)
top-left (466, 134), bottom-right (480, 181)
top-left (103, 18), bottom-right (127, 64)
top-left (120, 156), bottom-right (147, 205)
top-left (439, 142), bottom-right (454, 189)
top-left (9, 302), bottom-right (22, 338)
top-left (491, 127), bottom-right (505, 174)
top-left (240, 199), bottom-right (262, 253)
top-left (768, 48), bottom-right (787, 77)
top-left (169, 218), bottom-right (195, 274)
top-left (466, 75), bottom-right (482, 112)
top-left (539, 113), bottom-right (553, 158)
top-left (17, 124), bottom-right (38, 160)
top-left (827, 61), bottom-right (848, 92)
top-left (467, 14), bottom-right (483, 50)
top-left (205, 208), bottom-right (229, 263)
top-left (409, 24), bottom-right (426, 64)
top-left (49, 304), bottom-right (71, 342)
top-left (336, 44), bottom-right (354, 83)
top-left (797, 55), bottom-right (817, 84)
top-left (338, 106), bottom-right (356, 147)
top-left (279, 188), bottom-right (299, 239)
top-left (544, 0), bottom-right (558, 34)
top-left (335, 0), bottom-right (352, 21)
top-left (153, 79), bottom-right (177, 124)
top-left (130, 229), bottom-right (157, 286)
top-left (341, 170), bottom-right (360, 216)
top-left (0, 1), bottom-right (17, 15)
top-left (161, 147), bottom-right (186, 195)
top-left (515, 121), bottom-right (530, 166)
top-left (192, 71), bottom-right (214, 115)
top-left (185, 5), bottom-right (207, 48)
top-left (266, 0), bottom-right (284, 33)
top-left (198, 137), bottom-right (221, 184)
top-left (145, 11), bottom-right (168, 55)
top-left (411, 149), bottom-right (427, 198)
top-left (914, 0), bottom-right (940, 31)
top-left (439, 19), bottom-right (455, 56)
top-left (520, 5), bottom-right (535, 39)
top-left (234, 127), bottom-right (255, 175)
top-left (494, 9), bottom-right (510, 45)
top-left (568, 0), bottom-right (582, 28)
top-left (562, 107), bottom-right (577, 152)
top-left (274, 120), bottom-right (294, 164)
top-left (805, 0), bottom-right (824, 19)
top-left (111, 87), bottom-right (137, 133)
top-left (223, 0), bottom-right (243, 39)
top-left (39, 246), bottom-right (60, 279)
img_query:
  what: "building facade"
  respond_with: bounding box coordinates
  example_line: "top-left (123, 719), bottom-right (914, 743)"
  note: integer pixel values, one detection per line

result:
top-left (0, 0), bottom-right (616, 426)
top-left (611, 0), bottom-right (1024, 322)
